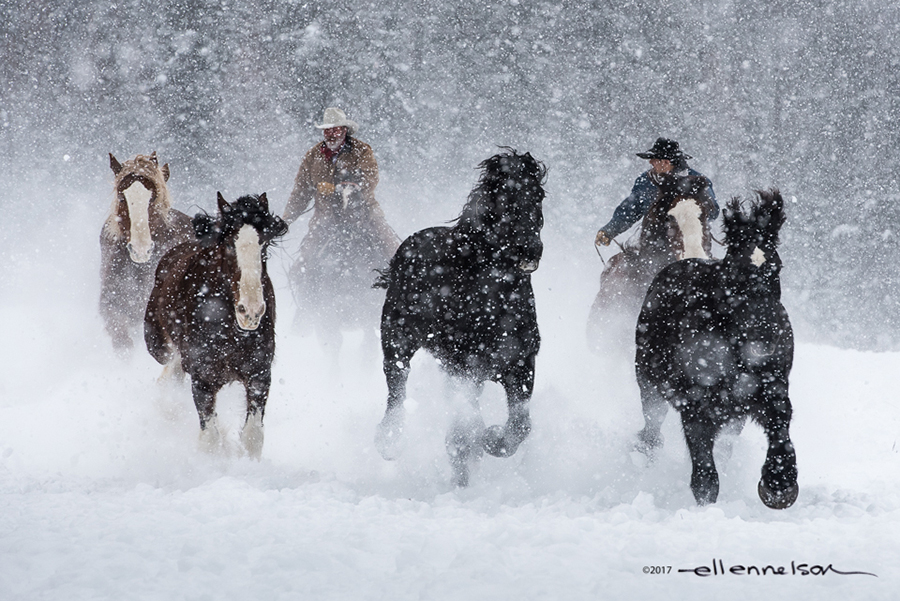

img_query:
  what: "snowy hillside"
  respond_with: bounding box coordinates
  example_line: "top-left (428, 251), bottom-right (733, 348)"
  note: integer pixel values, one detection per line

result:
top-left (0, 199), bottom-right (897, 600)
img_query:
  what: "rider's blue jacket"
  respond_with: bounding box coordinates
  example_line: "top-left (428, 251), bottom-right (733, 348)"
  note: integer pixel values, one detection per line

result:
top-left (600, 168), bottom-right (719, 239)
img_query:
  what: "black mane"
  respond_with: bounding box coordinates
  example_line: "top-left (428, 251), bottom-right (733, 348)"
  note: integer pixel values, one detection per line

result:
top-left (193, 193), bottom-right (288, 246)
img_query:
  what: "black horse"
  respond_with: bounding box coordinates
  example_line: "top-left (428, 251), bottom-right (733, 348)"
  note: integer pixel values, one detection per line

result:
top-left (373, 149), bottom-right (547, 486)
top-left (634, 189), bottom-right (797, 509)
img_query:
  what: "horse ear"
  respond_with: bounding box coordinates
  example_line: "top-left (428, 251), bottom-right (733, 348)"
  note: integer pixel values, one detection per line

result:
top-left (217, 192), bottom-right (231, 215)
top-left (161, 163), bottom-right (170, 182)
top-left (149, 151), bottom-right (158, 165)
top-left (109, 153), bottom-right (122, 175)
top-left (258, 192), bottom-right (269, 212)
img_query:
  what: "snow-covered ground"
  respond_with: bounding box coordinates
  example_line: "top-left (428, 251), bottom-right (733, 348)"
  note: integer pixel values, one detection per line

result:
top-left (1, 198), bottom-right (898, 600)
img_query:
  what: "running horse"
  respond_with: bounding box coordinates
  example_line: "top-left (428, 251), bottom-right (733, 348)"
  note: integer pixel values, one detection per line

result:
top-left (373, 149), bottom-right (547, 487)
top-left (100, 152), bottom-right (192, 352)
top-left (634, 190), bottom-right (796, 508)
top-left (586, 175), bottom-right (714, 353)
top-left (144, 193), bottom-right (288, 458)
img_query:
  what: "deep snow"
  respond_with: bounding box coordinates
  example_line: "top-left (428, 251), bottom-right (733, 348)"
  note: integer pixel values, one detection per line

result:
top-left (1, 193), bottom-right (898, 601)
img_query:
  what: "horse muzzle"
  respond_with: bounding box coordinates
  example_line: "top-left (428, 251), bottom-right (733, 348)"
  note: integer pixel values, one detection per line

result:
top-left (126, 240), bottom-right (155, 264)
top-left (235, 301), bottom-right (266, 331)
top-left (518, 260), bottom-right (540, 273)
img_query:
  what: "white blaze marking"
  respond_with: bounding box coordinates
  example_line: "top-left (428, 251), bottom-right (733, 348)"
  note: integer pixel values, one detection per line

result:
top-left (123, 181), bottom-right (154, 263)
top-left (235, 224), bottom-right (265, 331)
top-left (668, 198), bottom-right (708, 260)
top-left (750, 247), bottom-right (766, 267)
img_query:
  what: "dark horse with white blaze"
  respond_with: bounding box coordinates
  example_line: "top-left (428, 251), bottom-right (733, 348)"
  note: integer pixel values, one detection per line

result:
top-left (144, 193), bottom-right (288, 458)
top-left (587, 175), bottom-right (714, 353)
top-left (634, 189), bottom-right (796, 509)
top-left (100, 152), bottom-right (193, 352)
top-left (374, 150), bottom-right (547, 486)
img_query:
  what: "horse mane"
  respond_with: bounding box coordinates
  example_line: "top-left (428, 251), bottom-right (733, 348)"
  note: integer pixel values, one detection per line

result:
top-left (103, 152), bottom-right (174, 239)
top-left (454, 148), bottom-right (548, 229)
top-left (723, 189), bottom-right (785, 256)
top-left (193, 194), bottom-right (288, 247)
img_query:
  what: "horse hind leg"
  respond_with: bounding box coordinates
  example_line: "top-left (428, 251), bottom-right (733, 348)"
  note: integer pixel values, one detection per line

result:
top-left (681, 413), bottom-right (720, 505)
top-left (375, 350), bottom-right (412, 460)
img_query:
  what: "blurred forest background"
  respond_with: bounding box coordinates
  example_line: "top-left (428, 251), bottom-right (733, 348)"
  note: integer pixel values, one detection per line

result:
top-left (2, 0), bottom-right (899, 349)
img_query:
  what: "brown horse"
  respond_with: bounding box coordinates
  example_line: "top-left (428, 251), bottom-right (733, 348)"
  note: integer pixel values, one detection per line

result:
top-left (99, 152), bottom-right (192, 352)
top-left (144, 193), bottom-right (288, 458)
top-left (587, 175), bottom-right (715, 354)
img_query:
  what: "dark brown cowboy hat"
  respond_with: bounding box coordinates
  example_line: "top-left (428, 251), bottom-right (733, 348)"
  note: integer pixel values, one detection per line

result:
top-left (636, 137), bottom-right (692, 161)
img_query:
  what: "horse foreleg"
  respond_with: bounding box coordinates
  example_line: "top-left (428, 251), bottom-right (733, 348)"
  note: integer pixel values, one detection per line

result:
top-left (634, 374), bottom-right (669, 457)
top-left (756, 382), bottom-right (799, 509)
top-left (375, 350), bottom-right (411, 461)
top-left (681, 412), bottom-right (720, 505)
top-left (240, 373), bottom-right (271, 460)
top-left (483, 360), bottom-right (534, 458)
top-left (445, 378), bottom-right (486, 487)
top-left (191, 377), bottom-right (222, 453)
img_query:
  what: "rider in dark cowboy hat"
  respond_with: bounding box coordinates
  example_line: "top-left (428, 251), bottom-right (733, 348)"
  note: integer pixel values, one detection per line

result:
top-left (595, 137), bottom-right (719, 247)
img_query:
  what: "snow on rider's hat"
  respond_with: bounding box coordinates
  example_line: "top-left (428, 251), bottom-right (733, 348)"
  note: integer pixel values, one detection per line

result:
top-left (636, 137), bottom-right (692, 161)
top-left (315, 107), bottom-right (359, 135)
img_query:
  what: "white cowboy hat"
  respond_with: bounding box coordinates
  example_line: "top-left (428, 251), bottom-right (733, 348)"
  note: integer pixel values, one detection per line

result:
top-left (315, 107), bottom-right (359, 135)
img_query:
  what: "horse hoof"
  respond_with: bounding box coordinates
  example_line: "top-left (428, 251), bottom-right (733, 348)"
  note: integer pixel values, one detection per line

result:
top-left (375, 410), bottom-right (405, 461)
top-left (633, 429), bottom-right (663, 457)
top-left (482, 423), bottom-right (527, 458)
top-left (198, 420), bottom-right (224, 454)
top-left (758, 479), bottom-right (799, 509)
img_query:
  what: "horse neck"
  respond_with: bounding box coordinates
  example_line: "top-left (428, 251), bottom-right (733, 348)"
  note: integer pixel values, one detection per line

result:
top-left (668, 197), bottom-right (709, 260)
top-left (722, 249), bottom-right (782, 300)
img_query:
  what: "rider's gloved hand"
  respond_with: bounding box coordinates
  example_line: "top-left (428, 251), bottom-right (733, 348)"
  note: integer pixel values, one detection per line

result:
top-left (595, 230), bottom-right (611, 246)
top-left (317, 182), bottom-right (335, 196)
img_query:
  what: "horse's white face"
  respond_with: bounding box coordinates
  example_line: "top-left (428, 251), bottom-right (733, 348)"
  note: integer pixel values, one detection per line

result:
top-left (123, 180), bottom-right (154, 263)
top-left (668, 198), bottom-right (708, 260)
top-left (234, 224), bottom-right (266, 331)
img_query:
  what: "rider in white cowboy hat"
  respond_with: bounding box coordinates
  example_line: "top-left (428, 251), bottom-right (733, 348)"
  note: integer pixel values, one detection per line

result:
top-left (595, 137), bottom-right (719, 247)
top-left (283, 107), bottom-right (398, 252)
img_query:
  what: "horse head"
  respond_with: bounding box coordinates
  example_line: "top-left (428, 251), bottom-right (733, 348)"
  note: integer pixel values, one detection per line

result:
top-left (723, 189), bottom-right (785, 285)
top-left (722, 189), bottom-right (787, 357)
top-left (108, 151), bottom-right (172, 263)
top-left (458, 149), bottom-right (547, 273)
top-left (195, 193), bottom-right (288, 331)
